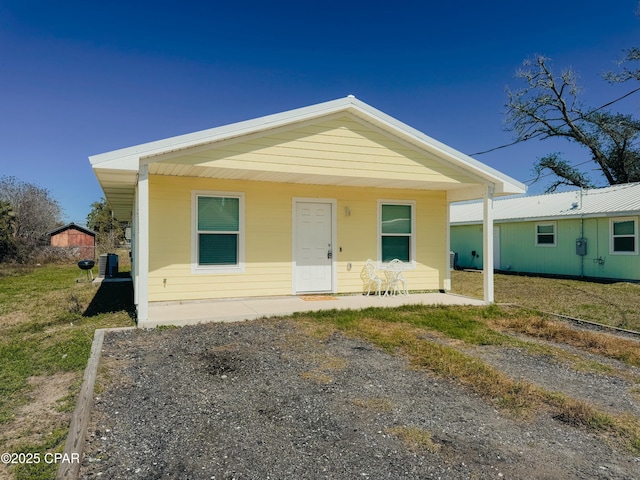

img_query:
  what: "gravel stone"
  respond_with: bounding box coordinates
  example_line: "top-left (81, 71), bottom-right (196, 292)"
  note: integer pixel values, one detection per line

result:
top-left (80, 318), bottom-right (640, 479)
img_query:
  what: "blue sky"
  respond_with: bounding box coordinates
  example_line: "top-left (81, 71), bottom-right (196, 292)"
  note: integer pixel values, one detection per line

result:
top-left (1, 1), bottom-right (639, 225)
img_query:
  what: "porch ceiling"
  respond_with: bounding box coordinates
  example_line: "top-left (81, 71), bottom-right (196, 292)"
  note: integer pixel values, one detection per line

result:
top-left (93, 168), bottom-right (137, 221)
top-left (95, 161), bottom-right (486, 223)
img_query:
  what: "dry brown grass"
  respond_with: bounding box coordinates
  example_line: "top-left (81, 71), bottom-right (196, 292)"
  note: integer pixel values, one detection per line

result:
top-left (350, 318), bottom-right (544, 416)
top-left (387, 426), bottom-right (441, 453)
top-left (451, 270), bottom-right (640, 331)
top-left (489, 312), bottom-right (640, 367)
top-left (299, 352), bottom-right (349, 385)
top-left (299, 370), bottom-right (334, 384)
top-left (299, 314), bottom-right (640, 453)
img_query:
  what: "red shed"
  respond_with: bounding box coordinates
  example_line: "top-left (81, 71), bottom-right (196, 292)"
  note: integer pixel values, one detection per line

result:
top-left (48, 223), bottom-right (96, 259)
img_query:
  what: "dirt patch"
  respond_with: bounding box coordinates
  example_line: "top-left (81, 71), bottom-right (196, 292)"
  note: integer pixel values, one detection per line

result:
top-left (79, 319), bottom-right (640, 479)
top-left (0, 371), bottom-right (79, 479)
top-left (23, 372), bottom-right (78, 416)
top-left (0, 312), bottom-right (29, 331)
top-left (1, 372), bottom-right (79, 447)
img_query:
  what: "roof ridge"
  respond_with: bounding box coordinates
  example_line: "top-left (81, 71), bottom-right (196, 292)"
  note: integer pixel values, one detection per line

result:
top-left (582, 181), bottom-right (640, 195)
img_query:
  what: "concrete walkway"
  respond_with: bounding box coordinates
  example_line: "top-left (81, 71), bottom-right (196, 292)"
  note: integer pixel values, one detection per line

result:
top-left (145, 292), bottom-right (487, 328)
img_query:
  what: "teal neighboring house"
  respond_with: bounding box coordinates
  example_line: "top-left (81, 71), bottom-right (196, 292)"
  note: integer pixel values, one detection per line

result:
top-left (450, 183), bottom-right (640, 281)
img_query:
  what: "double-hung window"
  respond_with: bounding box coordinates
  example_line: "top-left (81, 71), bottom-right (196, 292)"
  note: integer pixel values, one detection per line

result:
top-left (379, 201), bottom-right (415, 263)
top-left (610, 217), bottom-right (638, 255)
top-left (535, 222), bottom-right (556, 246)
top-left (193, 192), bottom-right (244, 272)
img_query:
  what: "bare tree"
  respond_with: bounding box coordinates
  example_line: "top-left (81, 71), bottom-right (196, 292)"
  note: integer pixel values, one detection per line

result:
top-left (605, 47), bottom-right (640, 83)
top-left (0, 176), bottom-right (63, 260)
top-left (506, 55), bottom-right (640, 191)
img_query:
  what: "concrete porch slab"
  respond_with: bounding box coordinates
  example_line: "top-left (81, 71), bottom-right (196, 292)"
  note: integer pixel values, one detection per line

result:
top-left (144, 292), bottom-right (487, 328)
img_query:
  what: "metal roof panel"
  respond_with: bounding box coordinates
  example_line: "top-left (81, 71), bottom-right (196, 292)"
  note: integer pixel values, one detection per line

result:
top-left (450, 183), bottom-right (640, 224)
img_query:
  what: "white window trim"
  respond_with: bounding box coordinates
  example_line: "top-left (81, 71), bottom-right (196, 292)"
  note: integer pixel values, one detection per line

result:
top-left (191, 190), bottom-right (245, 274)
top-left (610, 216), bottom-right (638, 255)
top-left (377, 200), bottom-right (416, 268)
top-left (535, 221), bottom-right (557, 247)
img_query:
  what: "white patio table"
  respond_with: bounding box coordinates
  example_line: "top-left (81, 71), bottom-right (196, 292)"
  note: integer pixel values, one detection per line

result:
top-left (379, 259), bottom-right (409, 296)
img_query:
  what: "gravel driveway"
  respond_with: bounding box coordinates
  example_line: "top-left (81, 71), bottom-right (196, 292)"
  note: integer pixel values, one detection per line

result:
top-left (80, 317), bottom-right (640, 479)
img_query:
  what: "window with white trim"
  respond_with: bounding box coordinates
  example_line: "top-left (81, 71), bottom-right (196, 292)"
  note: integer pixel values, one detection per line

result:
top-left (193, 192), bottom-right (244, 272)
top-left (535, 222), bottom-right (556, 246)
top-left (610, 217), bottom-right (638, 254)
top-left (379, 201), bottom-right (415, 263)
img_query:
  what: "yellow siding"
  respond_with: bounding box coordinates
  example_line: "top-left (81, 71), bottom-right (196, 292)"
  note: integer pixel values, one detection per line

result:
top-left (148, 175), bottom-right (447, 302)
top-left (166, 116), bottom-right (475, 185)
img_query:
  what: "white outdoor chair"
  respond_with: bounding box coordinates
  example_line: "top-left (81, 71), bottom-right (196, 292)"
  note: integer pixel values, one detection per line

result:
top-left (384, 258), bottom-right (409, 296)
top-left (360, 259), bottom-right (385, 296)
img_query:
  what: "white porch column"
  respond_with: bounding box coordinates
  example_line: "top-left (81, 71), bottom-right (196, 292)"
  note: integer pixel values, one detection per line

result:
top-left (132, 186), bottom-right (139, 306)
top-left (444, 193), bottom-right (452, 291)
top-left (136, 163), bottom-right (149, 324)
top-left (482, 185), bottom-right (494, 303)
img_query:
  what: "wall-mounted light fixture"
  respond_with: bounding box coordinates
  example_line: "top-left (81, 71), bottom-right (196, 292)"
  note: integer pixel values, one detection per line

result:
top-left (344, 207), bottom-right (351, 217)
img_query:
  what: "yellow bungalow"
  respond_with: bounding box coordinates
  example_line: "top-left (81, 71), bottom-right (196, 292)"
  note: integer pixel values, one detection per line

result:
top-left (90, 96), bottom-right (525, 326)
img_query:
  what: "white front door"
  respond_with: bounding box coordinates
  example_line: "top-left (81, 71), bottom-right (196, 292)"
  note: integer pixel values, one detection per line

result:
top-left (294, 201), bottom-right (333, 293)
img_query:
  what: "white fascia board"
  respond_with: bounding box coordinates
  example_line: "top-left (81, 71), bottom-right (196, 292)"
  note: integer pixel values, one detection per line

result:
top-left (89, 152), bottom-right (139, 171)
top-left (89, 97), bottom-right (360, 171)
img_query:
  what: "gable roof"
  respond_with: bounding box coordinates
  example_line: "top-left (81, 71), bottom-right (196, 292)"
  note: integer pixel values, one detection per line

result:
top-left (90, 96), bottom-right (525, 220)
top-left (48, 222), bottom-right (96, 237)
top-left (450, 182), bottom-right (640, 225)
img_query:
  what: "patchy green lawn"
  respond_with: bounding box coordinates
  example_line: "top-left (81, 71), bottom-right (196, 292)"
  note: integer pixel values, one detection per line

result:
top-left (0, 263), bottom-right (135, 480)
top-left (451, 270), bottom-right (640, 331)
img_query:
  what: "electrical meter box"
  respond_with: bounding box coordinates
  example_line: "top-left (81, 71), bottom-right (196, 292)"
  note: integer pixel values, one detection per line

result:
top-left (576, 238), bottom-right (587, 256)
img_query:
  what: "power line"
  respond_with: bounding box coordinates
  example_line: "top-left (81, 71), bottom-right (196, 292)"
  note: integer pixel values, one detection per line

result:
top-left (469, 86), bottom-right (640, 157)
top-left (469, 139), bottom-right (526, 156)
top-left (581, 85), bottom-right (640, 117)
